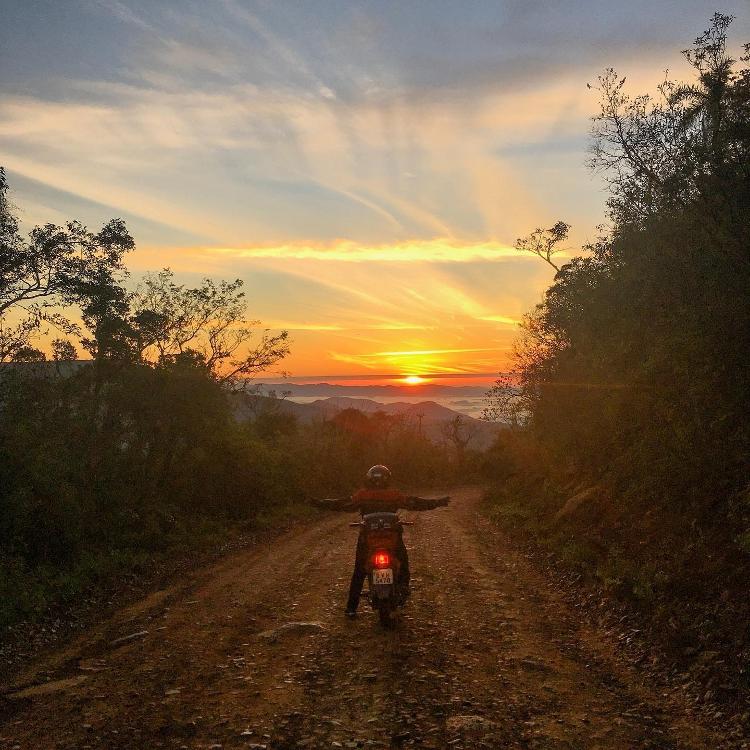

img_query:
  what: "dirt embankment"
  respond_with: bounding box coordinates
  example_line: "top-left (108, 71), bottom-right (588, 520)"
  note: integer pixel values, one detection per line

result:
top-left (0, 488), bottom-right (742, 749)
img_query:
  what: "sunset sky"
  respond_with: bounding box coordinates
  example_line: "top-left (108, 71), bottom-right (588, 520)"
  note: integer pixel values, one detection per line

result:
top-left (2, 1), bottom-right (748, 385)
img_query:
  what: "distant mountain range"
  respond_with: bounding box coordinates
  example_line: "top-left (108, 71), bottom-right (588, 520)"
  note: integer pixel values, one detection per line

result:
top-left (307, 396), bottom-right (469, 420)
top-left (233, 393), bottom-right (501, 450)
top-left (256, 382), bottom-right (489, 398)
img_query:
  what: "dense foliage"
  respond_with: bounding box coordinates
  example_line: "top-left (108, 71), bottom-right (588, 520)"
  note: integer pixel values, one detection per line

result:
top-left (483, 14), bottom-right (750, 517)
top-left (520, 13), bottom-right (749, 519)
top-left (484, 15), bottom-right (750, 693)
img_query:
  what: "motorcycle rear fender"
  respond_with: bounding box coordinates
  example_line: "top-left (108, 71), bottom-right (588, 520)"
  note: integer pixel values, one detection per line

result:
top-left (364, 529), bottom-right (400, 551)
top-left (371, 582), bottom-right (394, 600)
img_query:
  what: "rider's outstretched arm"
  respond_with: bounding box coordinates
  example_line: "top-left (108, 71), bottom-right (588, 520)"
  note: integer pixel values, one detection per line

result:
top-left (313, 496), bottom-right (356, 511)
top-left (402, 495), bottom-right (450, 511)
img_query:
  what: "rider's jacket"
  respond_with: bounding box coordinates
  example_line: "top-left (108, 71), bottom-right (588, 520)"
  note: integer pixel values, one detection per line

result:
top-left (327, 488), bottom-right (447, 515)
top-left (352, 488), bottom-right (407, 514)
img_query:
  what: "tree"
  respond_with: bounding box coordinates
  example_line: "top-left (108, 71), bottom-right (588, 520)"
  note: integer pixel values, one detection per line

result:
top-left (515, 221), bottom-right (570, 272)
top-left (481, 373), bottom-right (525, 428)
top-left (0, 167), bottom-right (135, 360)
top-left (439, 414), bottom-right (478, 466)
top-left (52, 339), bottom-right (77, 361)
top-left (588, 13), bottom-right (749, 231)
top-left (0, 168), bottom-right (133, 318)
top-left (0, 315), bottom-right (42, 363)
top-left (11, 345), bottom-right (46, 362)
top-left (672, 13), bottom-right (736, 167)
top-left (131, 269), bottom-right (289, 385)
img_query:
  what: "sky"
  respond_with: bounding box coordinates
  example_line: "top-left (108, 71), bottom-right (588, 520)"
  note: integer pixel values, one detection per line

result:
top-left (2, 1), bottom-right (748, 385)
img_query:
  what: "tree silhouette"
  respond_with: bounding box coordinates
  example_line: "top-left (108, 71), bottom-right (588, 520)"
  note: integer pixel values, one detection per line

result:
top-left (515, 221), bottom-right (570, 272)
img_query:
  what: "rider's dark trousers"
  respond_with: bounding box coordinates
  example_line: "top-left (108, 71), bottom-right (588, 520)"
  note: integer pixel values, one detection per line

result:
top-left (346, 530), bottom-right (409, 612)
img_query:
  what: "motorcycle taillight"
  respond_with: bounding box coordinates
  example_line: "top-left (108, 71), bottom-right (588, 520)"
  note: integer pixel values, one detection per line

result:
top-left (373, 551), bottom-right (390, 568)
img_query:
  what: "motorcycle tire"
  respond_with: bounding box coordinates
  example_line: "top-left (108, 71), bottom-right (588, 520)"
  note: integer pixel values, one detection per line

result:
top-left (378, 601), bottom-right (396, 629)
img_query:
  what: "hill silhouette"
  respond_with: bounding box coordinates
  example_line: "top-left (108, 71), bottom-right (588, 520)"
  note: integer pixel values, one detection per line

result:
top-left (233, 394), bottom-right (501, 450)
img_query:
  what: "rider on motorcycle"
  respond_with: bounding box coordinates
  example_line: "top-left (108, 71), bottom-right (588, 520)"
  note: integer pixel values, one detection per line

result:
top-left (317, 465), bottom-right (449, 618)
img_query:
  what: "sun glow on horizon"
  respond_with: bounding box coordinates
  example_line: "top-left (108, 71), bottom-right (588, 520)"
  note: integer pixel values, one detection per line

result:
top-left (402, 375), bottom-right (427, 385)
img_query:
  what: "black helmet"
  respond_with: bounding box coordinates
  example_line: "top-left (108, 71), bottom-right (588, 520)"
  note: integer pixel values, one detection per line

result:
top-left (365, 464), bottom-right (391, 488)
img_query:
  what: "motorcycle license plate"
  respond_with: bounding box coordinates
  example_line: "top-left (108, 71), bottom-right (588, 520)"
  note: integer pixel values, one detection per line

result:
top-left (373, 568), bottom-right (394, 585)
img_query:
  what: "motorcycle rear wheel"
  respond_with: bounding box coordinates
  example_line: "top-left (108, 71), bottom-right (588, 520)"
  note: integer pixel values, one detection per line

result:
top-left (378, 601), bottom-right (396, 628)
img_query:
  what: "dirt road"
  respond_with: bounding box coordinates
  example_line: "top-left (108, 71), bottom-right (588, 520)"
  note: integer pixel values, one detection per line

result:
top-left (0, 488), bottom-right (735, 749)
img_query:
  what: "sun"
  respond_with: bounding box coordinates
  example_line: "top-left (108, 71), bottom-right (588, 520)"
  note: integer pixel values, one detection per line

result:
top-left (402, 375), bottom-right (426, 385)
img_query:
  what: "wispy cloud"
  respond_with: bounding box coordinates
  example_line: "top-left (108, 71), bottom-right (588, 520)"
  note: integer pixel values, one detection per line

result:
top-left (94, 0), bottom-right (156, 33)
top-left (0, 44), bottom-right (607, 245)
top-left (478, 315), bottom-right (521, 325)
top-left (328, 344), bottom-right (510, 376)
top-left (359, 347), bottom-right (497, 358)
top-left (207, 239), bottom-right (518, 263)
top-left (6, 1), bottom-right (738, 382)
top-left (261, 321), bottom-right (430, 332)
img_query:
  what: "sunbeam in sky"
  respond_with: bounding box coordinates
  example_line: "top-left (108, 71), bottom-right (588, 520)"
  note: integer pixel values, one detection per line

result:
top-left (2, 1), bottom-right (748, 384)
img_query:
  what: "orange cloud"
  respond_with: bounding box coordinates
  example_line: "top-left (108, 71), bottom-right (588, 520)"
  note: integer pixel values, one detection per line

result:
top-left (207, 239), bottom-right (518, 263)
top-left (357, 347), bottom-right (498, 357)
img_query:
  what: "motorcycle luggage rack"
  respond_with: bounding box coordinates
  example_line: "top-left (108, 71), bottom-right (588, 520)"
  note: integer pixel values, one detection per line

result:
top-left (349, 519), bottom-right (414, 527)
top-left (362, 512), bottom-right (400, 531)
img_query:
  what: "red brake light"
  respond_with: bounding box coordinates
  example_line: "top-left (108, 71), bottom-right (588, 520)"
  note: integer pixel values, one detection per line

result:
top-left (373, 551), bottom-right (390, 568)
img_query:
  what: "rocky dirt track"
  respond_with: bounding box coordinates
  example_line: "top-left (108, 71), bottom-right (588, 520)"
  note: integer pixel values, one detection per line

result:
top-left (0, 487), bottom-right (737, 749)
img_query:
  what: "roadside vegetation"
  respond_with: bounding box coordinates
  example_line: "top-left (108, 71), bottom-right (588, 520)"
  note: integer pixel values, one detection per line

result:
top-left (483, 14), bottom-right (750, 698)
top-left (0, 170), bottom-right (469, 630)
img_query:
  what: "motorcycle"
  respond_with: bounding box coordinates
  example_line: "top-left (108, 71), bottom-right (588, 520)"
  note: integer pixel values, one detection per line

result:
top-left (350, 511), bottom-right (413, 628)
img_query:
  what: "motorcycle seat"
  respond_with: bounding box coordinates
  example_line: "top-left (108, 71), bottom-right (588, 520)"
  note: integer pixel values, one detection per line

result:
top-left (362, 512), bottom-right (400, 530)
